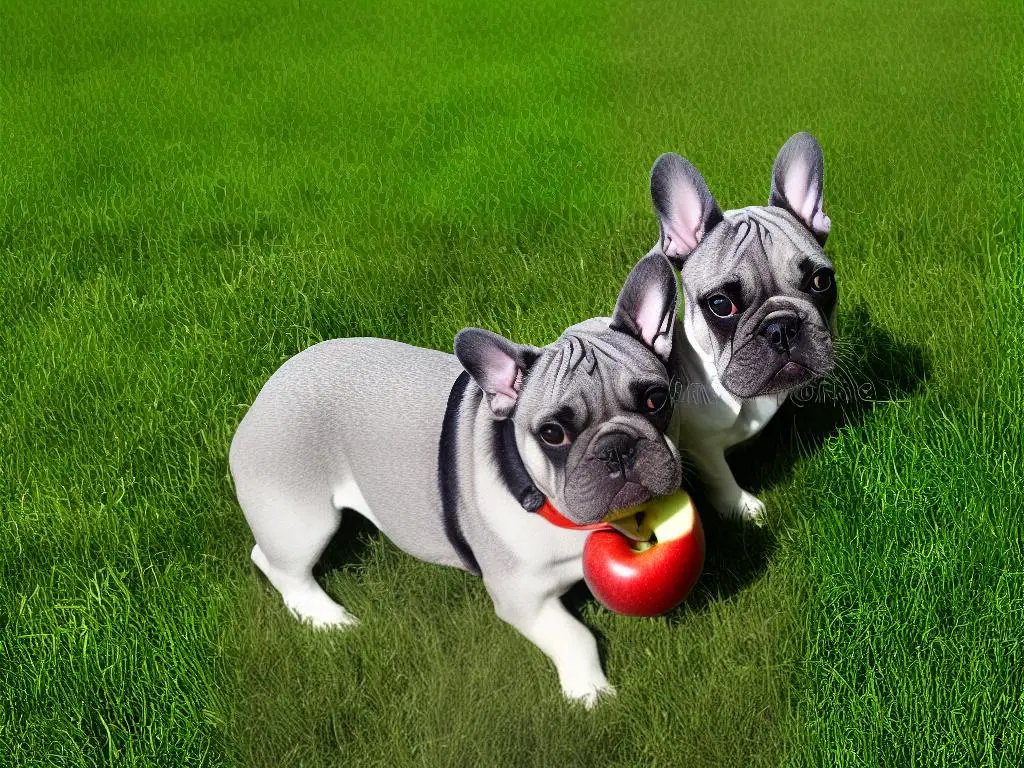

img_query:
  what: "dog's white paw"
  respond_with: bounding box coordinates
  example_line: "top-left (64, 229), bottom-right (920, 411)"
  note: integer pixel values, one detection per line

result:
top-left (286, 597), bottom-right (360, 630)
top-left (733, 491), bottom-right (767, 526)
top-left (561, 675), bottom-right (616, 709)
top-left (281, 587), bottom-right (360, 630)
top-left (710, 488), bottom-right (766, 525)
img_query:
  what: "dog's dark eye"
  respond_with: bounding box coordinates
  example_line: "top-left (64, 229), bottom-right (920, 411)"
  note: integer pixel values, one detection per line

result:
top-left (707, 294), bottom-right (738, 318)
top-left (642, 386), bottom-right (669, 414)
top-left (538, 423), bottom-right (567, 446)
top-left (810, 269), bottom-right (834, 293)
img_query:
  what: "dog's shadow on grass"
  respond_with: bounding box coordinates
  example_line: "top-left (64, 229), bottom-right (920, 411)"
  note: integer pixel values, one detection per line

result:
top-left (568, 302), bottom-right (930, 625)
top-left (314, 514), bottom-right (381, 582)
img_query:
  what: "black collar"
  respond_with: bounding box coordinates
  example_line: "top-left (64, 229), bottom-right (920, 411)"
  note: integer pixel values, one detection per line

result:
top-left (437, 371), bottom-right (481, 575)
top-left (493, 418), bottom-right (545, 513)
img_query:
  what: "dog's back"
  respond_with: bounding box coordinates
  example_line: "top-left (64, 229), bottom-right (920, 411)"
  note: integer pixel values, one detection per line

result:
top-left (229, 338), bottom-right (469, 583)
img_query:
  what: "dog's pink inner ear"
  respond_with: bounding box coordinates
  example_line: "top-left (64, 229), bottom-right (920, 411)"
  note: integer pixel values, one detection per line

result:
top-left (482, 349), bottom-right (523, 411)
top-left (783, 159), bottom-right (831, 237)
top-left (785, 159), bottom-right (815, 216)
top-left (664, 185), bottom-right (704, 257)
top-left (635, 289), bottom-right (668, 348)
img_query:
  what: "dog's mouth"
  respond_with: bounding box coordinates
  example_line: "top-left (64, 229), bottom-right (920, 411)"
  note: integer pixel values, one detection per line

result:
top-left (772, 359), bottom-right (816, 384)
top-left (748, 361), bottom-right (816, 397)
top-left (603, 482), bottom-right (652, 521)
top-left (724, 356), bottom-right (824, 398)
top-left (601, 499), bottom-right (654, 541)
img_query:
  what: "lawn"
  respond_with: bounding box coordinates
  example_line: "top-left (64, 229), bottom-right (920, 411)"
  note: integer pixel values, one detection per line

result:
top-left (1, 0), bottom-right (1022, 765)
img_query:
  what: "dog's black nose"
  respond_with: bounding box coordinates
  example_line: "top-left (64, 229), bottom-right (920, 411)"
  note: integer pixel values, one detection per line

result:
top-left (594, 433), bottom-right (639, 476)
top-left (760, 315), bottom-right (801, 352)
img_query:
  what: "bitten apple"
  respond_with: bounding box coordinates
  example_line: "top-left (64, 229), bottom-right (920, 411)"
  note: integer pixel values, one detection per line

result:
top-left (582, 490), bottom-right (704, 617)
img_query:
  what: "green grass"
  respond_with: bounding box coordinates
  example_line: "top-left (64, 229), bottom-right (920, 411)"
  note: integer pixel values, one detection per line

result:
top-left (1, 0), bottom-right (1022, 765)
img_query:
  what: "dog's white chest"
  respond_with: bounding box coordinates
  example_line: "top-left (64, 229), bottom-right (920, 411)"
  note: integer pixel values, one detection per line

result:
top-left (732, 395), bottom-right (783, 443)
top-left (674, 387), bottom-right (784, 451)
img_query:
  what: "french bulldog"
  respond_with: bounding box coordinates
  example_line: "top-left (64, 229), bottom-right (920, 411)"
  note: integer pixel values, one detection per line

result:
top-left (646, 132), bottom-right (836, 523)
top-left (229, 253), bottom-right (683, 707)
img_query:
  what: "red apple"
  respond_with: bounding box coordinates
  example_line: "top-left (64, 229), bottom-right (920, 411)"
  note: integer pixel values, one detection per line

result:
top-left (582, 490), bottom-right (704, 617)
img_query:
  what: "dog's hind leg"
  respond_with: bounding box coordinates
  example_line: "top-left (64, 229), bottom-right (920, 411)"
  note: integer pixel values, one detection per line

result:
top-left (239, 481), bottom-right (359, 630)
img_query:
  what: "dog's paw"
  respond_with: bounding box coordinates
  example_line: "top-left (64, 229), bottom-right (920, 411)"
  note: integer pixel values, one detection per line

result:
top-left (284, 591), bottom-right (360, 630)
top-left (709, 488), bottom-right (766, 525)
top-left (733, 491), bottom-right (767, 526)
top-left (561, 677), bottom-right (616, 710)
top-left (297, 606), bottom-right (360, 631)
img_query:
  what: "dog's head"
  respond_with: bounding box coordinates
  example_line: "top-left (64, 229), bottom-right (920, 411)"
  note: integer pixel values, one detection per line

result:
top-left (455, 254), bottom-right (683, 524)
top-left (650, 132), bottom-right (836, 398)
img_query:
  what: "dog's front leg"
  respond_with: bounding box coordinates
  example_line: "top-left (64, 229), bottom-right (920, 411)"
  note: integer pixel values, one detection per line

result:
top-left (491, 585), bottom-right (613, 708)
top-left (688, 447), bottom-right (766, 524)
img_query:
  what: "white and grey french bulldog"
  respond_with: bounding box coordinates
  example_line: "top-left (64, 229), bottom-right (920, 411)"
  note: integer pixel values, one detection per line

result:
top-left (229, 253), bottom-right (683, 706)
top-left (646, 132), bottom-right (837, 523)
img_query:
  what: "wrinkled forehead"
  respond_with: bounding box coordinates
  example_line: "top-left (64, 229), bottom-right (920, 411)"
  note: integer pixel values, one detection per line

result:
top-left (683, 206), bottom-right (832, 292)
top-left (518, 328), bottom-right (668, 420)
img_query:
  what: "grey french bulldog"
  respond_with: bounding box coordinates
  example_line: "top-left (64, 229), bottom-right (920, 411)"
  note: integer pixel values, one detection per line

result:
top-left (229, 252), bottom-right (683, 707)
top-left (646, 132), bottom-right (836, 523)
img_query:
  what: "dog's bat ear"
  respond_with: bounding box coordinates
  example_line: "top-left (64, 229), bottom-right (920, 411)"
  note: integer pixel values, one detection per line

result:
top-left (769, 132), bottom-right (831, 245)
top-left (454, 329), bottom-right (540, 418)
top-left (650, 153), bottom-right (723, 267)
top-left (610, 252), bottom-right (678, 363)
